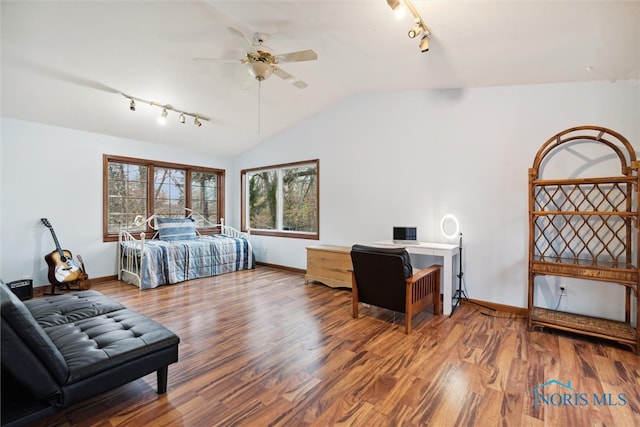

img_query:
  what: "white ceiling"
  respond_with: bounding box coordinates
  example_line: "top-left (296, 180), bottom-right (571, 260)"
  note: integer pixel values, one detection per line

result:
top-left (2, 1), bottom-right (639, 156)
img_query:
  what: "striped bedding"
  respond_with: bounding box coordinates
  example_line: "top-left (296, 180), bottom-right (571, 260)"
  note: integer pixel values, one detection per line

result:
top-left (122, 235), bottom-right (254, 289)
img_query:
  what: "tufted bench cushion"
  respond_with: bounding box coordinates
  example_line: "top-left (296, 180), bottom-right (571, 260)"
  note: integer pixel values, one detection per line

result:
top-left (25, 290), bottom-right (126, 327)
top-left (40, 308), bottom-right (178, 383)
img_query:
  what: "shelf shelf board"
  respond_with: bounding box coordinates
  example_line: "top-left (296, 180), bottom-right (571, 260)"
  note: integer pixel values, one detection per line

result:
top-left (531, 307), bottom-right (636, 346)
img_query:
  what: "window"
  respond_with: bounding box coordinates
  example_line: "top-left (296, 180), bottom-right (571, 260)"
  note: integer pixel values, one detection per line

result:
top-left (241, 160), bottom-right (319, 239)
top-left (104, 155), bottom-right (224, 241)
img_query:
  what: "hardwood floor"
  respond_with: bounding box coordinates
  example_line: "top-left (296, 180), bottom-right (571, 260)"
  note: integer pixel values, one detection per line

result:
top-left (32, 266), bottom-right (640, 427)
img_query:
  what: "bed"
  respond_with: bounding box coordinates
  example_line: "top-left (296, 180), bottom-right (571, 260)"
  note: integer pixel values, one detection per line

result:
top-left (118, 215), bottom-right (255, 289)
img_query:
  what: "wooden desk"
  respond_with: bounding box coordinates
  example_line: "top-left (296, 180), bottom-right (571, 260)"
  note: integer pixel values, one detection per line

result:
top-left (305, 245), bottom-right (352, 289)
top-left (374, 241), bottom-right (459, 315)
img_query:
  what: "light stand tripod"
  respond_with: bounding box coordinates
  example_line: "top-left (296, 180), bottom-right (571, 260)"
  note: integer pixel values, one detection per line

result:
top-left (450, 233), bottom-right (495, 316)
top-left (450, 233), bottom-right (467, 316)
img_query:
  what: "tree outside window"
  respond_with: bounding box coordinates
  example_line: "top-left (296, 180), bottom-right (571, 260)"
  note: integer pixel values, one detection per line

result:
top-left (242, 160), bottom-right (319, 239)
top-left (106, 161), bottom-right (148, 234)
top-left (154, 167), bottom-right (185, 217)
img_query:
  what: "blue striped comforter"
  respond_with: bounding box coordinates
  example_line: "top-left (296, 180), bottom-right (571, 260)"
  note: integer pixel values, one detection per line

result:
top-left (126, 235), bottom-right (254, 289)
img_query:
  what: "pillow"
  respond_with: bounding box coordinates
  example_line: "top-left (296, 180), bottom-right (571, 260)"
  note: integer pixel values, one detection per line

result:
top-left (156, 217), bottom-right (198, 241)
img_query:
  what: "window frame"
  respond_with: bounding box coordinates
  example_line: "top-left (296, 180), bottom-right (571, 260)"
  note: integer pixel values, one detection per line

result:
top-left (241, 159), bottom-right (319, 240)
top-left (103, 154), bottom-right (225, 242)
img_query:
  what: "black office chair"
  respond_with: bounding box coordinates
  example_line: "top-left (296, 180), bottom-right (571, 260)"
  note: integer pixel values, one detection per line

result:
top-left (350, 244), bottom-right (441, 334)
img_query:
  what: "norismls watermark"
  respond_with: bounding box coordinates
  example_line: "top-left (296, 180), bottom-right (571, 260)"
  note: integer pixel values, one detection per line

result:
top-left (529, 379), bottom-right (627, 408)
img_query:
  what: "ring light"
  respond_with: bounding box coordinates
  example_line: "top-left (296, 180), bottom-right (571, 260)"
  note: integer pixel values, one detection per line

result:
top-left (440, 214), bottom-right (460, 240)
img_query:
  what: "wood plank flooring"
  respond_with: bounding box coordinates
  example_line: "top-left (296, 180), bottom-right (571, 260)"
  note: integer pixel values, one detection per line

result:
top-left (31, 266), bottom-right (640, 426)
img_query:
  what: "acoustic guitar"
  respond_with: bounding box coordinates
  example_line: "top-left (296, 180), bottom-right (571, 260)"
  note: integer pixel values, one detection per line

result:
top-left (41, 218), bottom-right (83, 287)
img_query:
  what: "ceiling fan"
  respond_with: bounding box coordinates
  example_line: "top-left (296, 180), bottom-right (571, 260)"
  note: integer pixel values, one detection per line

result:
top-left (194, 27), bottom-right (318, 89)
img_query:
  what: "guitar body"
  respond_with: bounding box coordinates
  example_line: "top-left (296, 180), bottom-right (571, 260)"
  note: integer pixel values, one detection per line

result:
top-left (44, 248), bottom-right (82, 285)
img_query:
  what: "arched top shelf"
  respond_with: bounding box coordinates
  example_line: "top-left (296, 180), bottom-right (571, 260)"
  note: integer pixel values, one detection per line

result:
top-left (530, 125), bottom-right (638, 180)
top-left (528, 125), bottom-right (639, 353)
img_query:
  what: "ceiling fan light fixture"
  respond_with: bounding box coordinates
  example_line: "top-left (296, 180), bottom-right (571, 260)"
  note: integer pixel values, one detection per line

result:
top-left (247, 61), bottom-right (274, 81)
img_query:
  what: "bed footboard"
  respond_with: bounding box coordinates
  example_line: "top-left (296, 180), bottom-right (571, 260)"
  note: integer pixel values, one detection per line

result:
top-left (220, 224), bottom-right (250, 240)
top-left (118, 230), bottom-right (146, 289)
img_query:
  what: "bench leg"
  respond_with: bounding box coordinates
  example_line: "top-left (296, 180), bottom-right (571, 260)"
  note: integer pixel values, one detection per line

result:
top-left (157, 366), bottom-right (168, 394)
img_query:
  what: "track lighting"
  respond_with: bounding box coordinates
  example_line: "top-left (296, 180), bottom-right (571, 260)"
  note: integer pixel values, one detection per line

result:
top-left (386, 0), bottom-right (405, 18)
top-left (123, 94), bottom-right (209, 127)
top-left (408, 22), bottom-right (423, 38)
top-left (386, 0), bottom-right (432, 53)
top-left (158, 108), bottom-right (168, 125)
top-left (419, 34), bottom-right (430, 52)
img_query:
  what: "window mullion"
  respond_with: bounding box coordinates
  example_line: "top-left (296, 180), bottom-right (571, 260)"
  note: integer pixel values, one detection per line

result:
top-left (276, 169), bottom-right (284, 231)
top-left (185, 169), bottom-right (192, 215)
top-left (147, 164), bottom-right (155, 234)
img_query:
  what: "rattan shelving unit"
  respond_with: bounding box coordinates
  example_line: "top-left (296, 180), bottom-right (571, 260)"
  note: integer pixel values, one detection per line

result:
top-left (528, 126), bottom-right (639, 353)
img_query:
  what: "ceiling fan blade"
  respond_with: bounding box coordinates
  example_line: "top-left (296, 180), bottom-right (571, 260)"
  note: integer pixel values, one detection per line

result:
top-left (273, 67), bottom-right (308, 89)
top-left (227, 27), bottom-right (258, 53)
top-left (274, 49), bottom-right (318, 64)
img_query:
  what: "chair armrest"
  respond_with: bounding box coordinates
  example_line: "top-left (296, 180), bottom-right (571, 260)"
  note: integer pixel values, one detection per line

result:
top-left (408, 264), bottom-right (442, 283)
top-left (405, 264), bottom-right (442, 323)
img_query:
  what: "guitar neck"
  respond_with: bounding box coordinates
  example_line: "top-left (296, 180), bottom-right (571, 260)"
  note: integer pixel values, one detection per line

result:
top-left (49, 228), bottom-right (65, 257)
top-left (41, 219), bottom-right (66, 258)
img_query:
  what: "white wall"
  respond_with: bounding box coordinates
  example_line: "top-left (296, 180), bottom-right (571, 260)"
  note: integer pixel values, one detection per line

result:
top-left (2, 80), bottom-right (638, 320)
top-left (0, 118), bottom-right (233, 287)
top-left (232, 80), bottom-right (640, 319)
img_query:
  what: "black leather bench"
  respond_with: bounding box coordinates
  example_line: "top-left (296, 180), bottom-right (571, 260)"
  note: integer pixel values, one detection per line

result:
top-left (1, 281), bottom-right (180, 427)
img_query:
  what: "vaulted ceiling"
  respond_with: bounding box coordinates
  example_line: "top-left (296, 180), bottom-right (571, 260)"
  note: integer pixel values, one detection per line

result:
top-left (2, 1), bottom-right (639, 156)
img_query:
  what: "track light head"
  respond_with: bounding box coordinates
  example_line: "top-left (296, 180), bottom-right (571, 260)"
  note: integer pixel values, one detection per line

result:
top-left (158, 108), bottom-right (168, 125)
top-left (408, 22), bottom-right (423, 38)
top-left (419, 34), bottom-right (430, 52)
top-left (179, 113), bottom-right (185, 123)
top-left (386, 0), bottom-right (400, 10)
top-left (129, 99), bottom-right (136, 111)
top-left (386, 0), bottom-right (405, 18)
top-left (194, 117), bottom-right (202, 127)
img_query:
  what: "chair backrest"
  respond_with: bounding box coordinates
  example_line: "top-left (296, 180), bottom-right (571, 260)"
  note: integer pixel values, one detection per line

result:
top-left (350, 245), bottom-right (413, 313)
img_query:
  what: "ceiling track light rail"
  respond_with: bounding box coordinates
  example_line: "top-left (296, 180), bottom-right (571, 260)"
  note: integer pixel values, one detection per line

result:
top-left (123, 94), bottom-right (210, 127)
top-left (386, 0), bottom-right (432, 52)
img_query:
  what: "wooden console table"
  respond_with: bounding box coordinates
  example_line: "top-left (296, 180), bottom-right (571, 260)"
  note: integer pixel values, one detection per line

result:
top-left (305, 245), bottom-right (352, 289)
